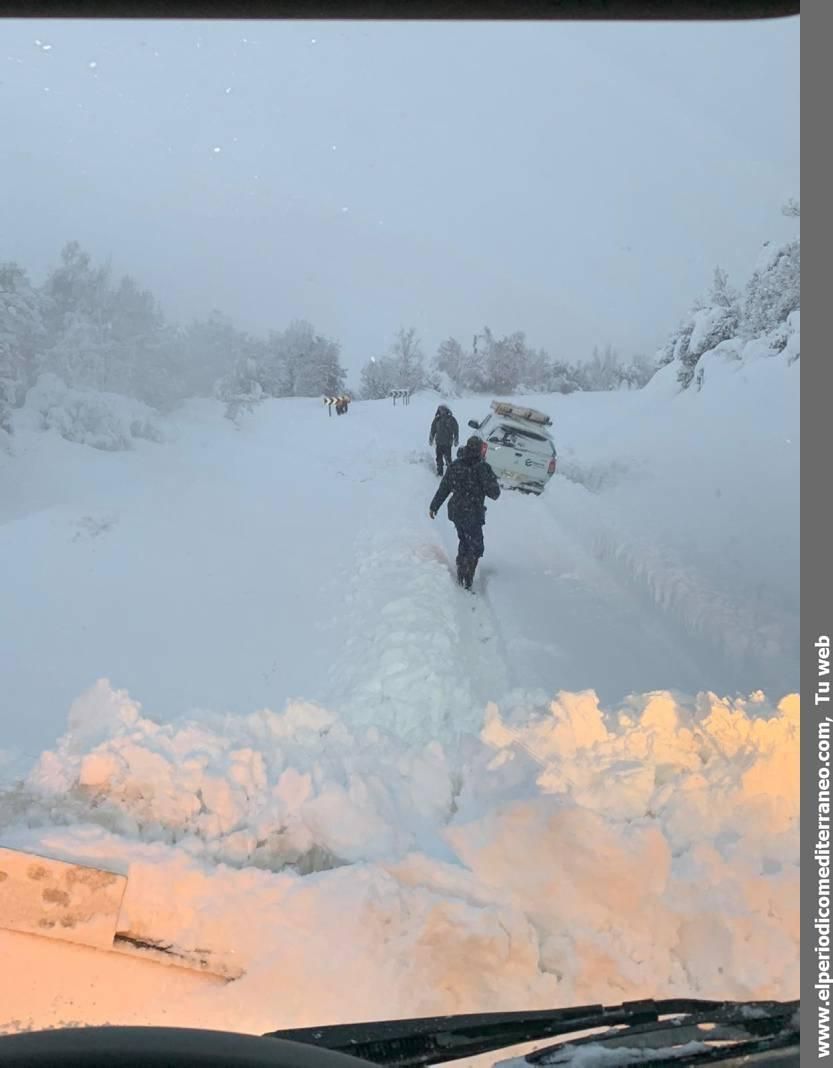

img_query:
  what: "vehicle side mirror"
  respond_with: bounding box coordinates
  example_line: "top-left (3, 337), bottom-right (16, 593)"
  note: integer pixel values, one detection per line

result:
top-left (468, 419), bottom-right (480, 429)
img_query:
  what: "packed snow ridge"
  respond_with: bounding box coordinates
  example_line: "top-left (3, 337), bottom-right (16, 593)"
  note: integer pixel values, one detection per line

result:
top-left (0, 679), bottom-right (799, 1032)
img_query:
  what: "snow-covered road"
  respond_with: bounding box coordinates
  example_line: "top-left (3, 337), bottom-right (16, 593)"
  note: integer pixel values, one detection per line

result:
top-left (0, 367), bottom-right (799, 1035)
top-left (0, 391), bottom-right (741, 759)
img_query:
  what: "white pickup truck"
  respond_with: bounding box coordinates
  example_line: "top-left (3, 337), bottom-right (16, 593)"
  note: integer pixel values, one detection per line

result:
top-left (467, 401), bottom-right (557, 495)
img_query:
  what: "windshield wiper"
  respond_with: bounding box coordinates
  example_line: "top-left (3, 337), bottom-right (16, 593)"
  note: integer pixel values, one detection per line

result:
top-left (263, 998), bottom-right (798, 1067)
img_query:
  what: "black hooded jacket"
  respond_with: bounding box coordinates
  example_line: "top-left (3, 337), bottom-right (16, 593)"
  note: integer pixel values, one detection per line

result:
top-left (429, 408), bottom-right (459, 449)
top-left (430, 441), bottom-right (501, 525)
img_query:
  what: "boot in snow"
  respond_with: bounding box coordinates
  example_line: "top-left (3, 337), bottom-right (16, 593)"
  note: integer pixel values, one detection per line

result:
top-left (459, 556), bottom-right (476, 591)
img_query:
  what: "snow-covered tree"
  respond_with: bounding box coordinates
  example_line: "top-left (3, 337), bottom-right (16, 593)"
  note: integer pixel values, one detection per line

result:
top-left (674, 267), bottom-right (742, 388)
top-left (457, 335), bottom-right (487, 392)
top-left (359, 355), bottom-right (398, 400)
top-left (655, 266), bottom-right (743, 390)
top-left (388, 327), bottom-right (427, 393)
top-left (623, 351), bottom-right (658, 389)
top-left (518, 345), bottom-right (555, 392)
top-left (135, 322), bottom-right (192, 411)
top-left (102, 274), bottom-right (172, 401)
top-left (258, 331), bottom-right (293, 397)
top-left (43, 312), bottom-right (117, 393)
top-left (478, 328), bottom-right (526, 394)
top-left (545, 359), bottom-right (584, 394)
top-left (0, 263), bottom-right (47, 439)
top-left (742, 239), bottom-right (800, 341)
top-left (434, 337), bottom-right (466, 389)
top-left (579, 345), bottom-right (619, 391)
top-left (215, 356), bottom-right (265, 425)
top-left (42, 242), bottom-right (110, 337)
top-left (180, 311), bottom-right (247, 398)
top-left (293, 333), bottom-right (346, 397)
top-left (654, 202), bottom-right (800, 392)
top-left (266, 320), bottom-right (346, 397)
top-left (39, 243), bottom-right (116, 391)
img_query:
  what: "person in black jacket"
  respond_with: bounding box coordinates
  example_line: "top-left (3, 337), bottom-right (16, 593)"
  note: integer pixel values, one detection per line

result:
top-left (429, 435), bottom-right (501, 590)
top-left (428, 405), bottom-right (459, 476)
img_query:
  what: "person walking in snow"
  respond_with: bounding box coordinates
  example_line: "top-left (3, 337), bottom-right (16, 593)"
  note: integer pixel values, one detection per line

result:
top-left (429, 405), bottom-right (459, 476)
top-left (429, 435), bottom-right (501, 590)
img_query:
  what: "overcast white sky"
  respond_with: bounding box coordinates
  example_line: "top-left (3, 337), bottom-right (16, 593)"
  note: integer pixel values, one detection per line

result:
top-left (1, 17), bottom-right (799, 376)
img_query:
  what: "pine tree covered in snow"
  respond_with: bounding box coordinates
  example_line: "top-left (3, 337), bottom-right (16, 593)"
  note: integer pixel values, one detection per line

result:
top-left (0, 263), bottom-right (47, 443)
top-left (39, 243), bottom-right (187, 405)
top-left (675, 268), bottom-right (742, 389)
top-left (40, 243), bottom-right (115, 392)
top-left (104, 275), bottom-right (171, 403)
top-left (263, 320), bottom-right (347, 398)
top-left (41, 242), bottom-right (110, 340)
top-left (656, 200), bottom-right (799, 392)
top-left (742, 239), bottom-right (800, 341)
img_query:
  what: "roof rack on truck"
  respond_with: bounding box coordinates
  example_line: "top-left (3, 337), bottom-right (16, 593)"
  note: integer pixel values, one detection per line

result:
top-left (490, 400), bottom-right (553, 427)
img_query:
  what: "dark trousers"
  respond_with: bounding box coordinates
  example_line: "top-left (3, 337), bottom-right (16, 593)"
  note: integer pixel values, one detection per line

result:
top-left (454, 521), bottom-right (484, 588)
top-left (435, 441), bottom-right (452, 475)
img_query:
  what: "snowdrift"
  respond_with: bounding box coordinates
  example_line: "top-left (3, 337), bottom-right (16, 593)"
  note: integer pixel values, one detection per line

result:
top-left (0, 678), bottom-right (798, 1033)
top-left (527, 351), bottom-right (799, 694)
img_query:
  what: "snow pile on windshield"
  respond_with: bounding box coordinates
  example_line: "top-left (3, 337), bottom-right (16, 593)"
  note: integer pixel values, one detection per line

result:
top-left (0, 679), bottom-right (798, 1033)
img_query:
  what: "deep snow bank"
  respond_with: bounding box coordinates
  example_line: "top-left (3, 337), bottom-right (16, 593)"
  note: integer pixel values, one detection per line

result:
top-left (0, 678), bottom-right (798, 1033)
top-left (527, 352), bottom-right (799, 693)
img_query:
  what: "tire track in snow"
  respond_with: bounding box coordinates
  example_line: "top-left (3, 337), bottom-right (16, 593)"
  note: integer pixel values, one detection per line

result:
top-left (476, 486), bottom-right (718, 705)
top-left (566, 481), bottom-right (795, 695)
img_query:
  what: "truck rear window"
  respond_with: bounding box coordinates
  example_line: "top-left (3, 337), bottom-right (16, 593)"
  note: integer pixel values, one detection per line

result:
top-left (500, 425), bottom-right (549, 444)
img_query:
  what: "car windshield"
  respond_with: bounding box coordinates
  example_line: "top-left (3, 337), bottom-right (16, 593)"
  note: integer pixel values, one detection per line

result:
top-left (0, 9), bottom-right (799, 1062)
